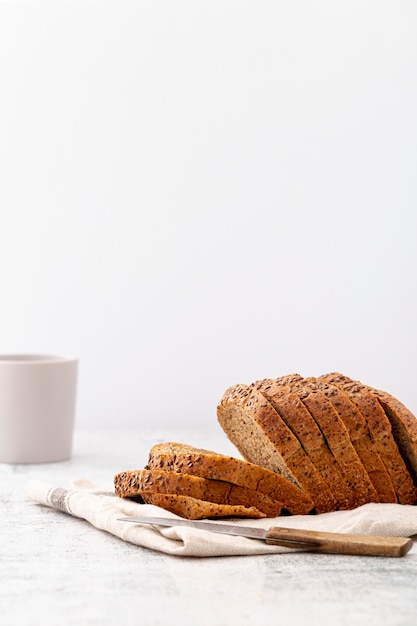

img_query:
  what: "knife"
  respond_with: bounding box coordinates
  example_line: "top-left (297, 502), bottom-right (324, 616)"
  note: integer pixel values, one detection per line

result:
top-left (117, 516), bottom-right (413, 557)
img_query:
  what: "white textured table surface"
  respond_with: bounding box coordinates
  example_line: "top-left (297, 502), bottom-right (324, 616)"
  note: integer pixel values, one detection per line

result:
top-left (1, 428), bottom-right (417, 626)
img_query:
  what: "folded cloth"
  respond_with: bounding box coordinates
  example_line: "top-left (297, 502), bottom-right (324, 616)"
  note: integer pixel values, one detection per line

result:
top-left (27, 479), bottom-right (417, 558)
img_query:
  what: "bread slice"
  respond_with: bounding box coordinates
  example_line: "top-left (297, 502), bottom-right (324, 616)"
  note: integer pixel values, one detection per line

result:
top-left (114, 469), bottom-right (283, 517)
top-left (216, 384), bottom-right (337, 513)
top-left (254, 380), bottom-right (356, 510)
top-left (146, 442), bottom-right (314, 515)
top-left (258, 377), bottom-right (378, 508)
top-left (320, 373), bottom-right (417, 505)
top-left (294, 380), bottom-right (378, 505)
top-left (312, 377), bottom-right (395, 503)
top-left (141, 493), bottom-right (267, 519)
top-left (364, 385), bottom-right (417, 486)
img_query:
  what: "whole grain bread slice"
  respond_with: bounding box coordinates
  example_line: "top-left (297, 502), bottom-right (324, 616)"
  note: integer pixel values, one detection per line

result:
top-left (320, 373), bottom-right (417, 505)
top-left (363, 385), bottom-right (417, 488)
top-left (114, 469), bottom-right (283, 517)
top-left (146, 442), bottom-right (314, 515)
top-left (259, 377), bottom-right (378, 508)
top-left (254, 380), bottom-right (355, 510)
top-left (141, 493), bottom-right (267, 519)
top-left (296, 378), bottom-right (379, 504)
top-left (313, 377), bottom-right (395, 503)
top-left (216, 384), bottom-right (337, 513)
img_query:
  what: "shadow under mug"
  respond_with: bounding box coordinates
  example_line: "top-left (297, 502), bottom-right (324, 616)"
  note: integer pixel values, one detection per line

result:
top-left (0, 354), bottom-right (78, 463)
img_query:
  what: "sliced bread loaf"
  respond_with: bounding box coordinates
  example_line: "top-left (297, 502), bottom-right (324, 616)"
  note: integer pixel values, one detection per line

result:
top-left (217, 384), bottom-right (337, 513)
top-left (114, 469), bottom-right (283, 517)
top-left (320, 373), bottom-right (417, 505)
top-left (141, 493), bottom-right (267, 519)
top-left (146, 442), bottom-right (314, 515)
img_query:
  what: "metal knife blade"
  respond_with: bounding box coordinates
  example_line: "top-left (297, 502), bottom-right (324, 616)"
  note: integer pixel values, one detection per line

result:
top-left (119, 516), bottom-right (271, 541)
top-left (118, 516), bottom-right (315, 548)
top-left (117, 516), bottom-right (414, 557)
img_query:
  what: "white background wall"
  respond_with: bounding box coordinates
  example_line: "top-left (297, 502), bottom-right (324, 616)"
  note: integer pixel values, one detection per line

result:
top-left (0, 0), bottom-right (416, 431)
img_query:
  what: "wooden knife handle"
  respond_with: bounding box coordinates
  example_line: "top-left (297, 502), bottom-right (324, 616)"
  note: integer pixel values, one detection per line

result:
top-left (265, 527), bottom-right (413, 557)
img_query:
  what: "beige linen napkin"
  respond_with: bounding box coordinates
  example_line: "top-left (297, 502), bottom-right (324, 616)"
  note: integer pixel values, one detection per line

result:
top-left (27, 479), bottom-right (417, 558)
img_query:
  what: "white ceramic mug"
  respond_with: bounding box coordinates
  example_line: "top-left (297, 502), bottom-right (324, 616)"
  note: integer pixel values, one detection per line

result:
top-left (0, 354), bottom-right (78, 463)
